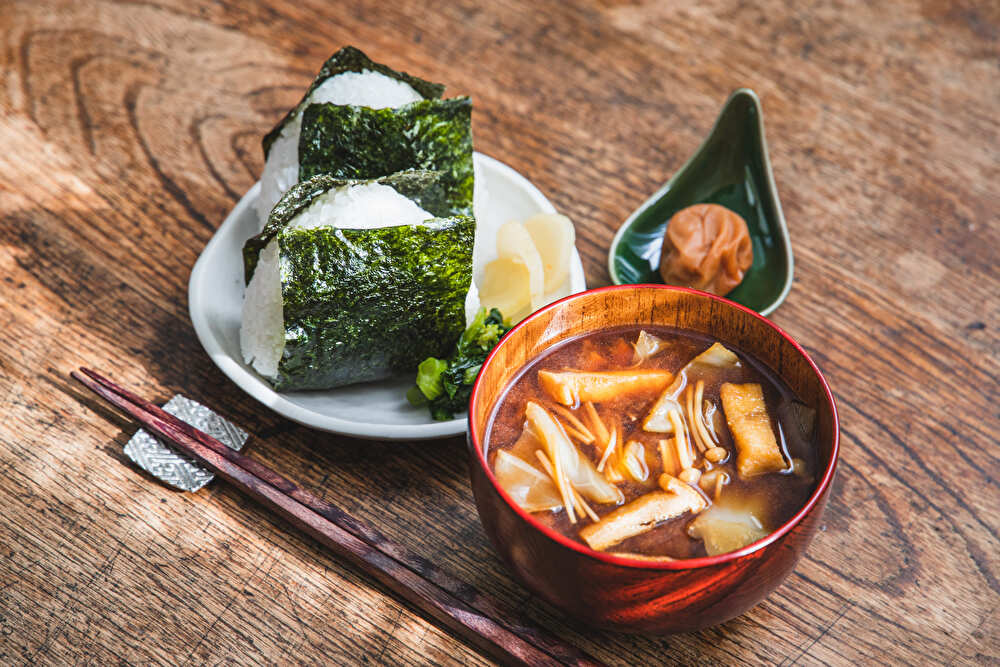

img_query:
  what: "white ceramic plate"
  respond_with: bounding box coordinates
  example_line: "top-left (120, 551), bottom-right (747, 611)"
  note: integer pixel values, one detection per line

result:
top-left (189, 153), bottom-right (586, 440)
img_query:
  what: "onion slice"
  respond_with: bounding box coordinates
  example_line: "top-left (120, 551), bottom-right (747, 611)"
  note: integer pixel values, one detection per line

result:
top-left (493, 450), bottom-right (563, 513)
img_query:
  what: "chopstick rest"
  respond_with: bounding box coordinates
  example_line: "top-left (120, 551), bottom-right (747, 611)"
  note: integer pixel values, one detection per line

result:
top-left (124, 395), bottom-right (248, 492)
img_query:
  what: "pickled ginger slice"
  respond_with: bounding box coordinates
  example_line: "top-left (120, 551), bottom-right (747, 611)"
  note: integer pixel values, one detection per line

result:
top-left (538, 369), bottom-right (673, 406)
top-left (521, 213), bottom-right (575, 295)
top-left (524, 402), bottom-right (622, 505)
top-left (496, 220), bottom-right (545, 311)
top-left (719, 382), bottom-right (787, 478)
top-left (643, 342), bottom-right (740, 432)
top-left (476, 214), bottom-right (579, 323)
top-left (579, 485), bottom-right (707, 552)
top-left (257, 46), bottom-right (443, 224)
top-left (687, 501), bottom-right (768, 556)
top-left (478, 258), bottom-right (532, 323)
top-left (494, 450), bottom-right (563, 513)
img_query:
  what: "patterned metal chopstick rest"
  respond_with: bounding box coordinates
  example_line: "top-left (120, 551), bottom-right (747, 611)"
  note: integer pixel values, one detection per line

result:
top-left (123, 395), bottom-right (248, 492)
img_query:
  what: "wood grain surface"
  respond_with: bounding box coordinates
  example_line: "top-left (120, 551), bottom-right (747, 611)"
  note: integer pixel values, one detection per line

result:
top-left (0, 0), bottom-right (997, 664)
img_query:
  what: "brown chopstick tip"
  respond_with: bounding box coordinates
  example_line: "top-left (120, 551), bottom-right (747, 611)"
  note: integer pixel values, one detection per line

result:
top-left (78, 366), bottom-right (109, 385)
top-left (71, 368), bottom-right (109, 396)
top-left (78, 367), bottom-right (140, 397)
top-left (70, 369), bottom-right (111, 407)
top-left (73, 368), bottom-right (125, 399)
top-left (72, 368), bottom-right (140, 411)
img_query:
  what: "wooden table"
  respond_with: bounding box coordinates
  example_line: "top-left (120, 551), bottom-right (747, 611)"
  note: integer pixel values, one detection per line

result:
top-left (1, 1), bottom-right (997, 664)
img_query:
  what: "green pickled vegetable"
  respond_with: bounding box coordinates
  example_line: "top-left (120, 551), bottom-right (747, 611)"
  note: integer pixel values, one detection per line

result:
top-left (298, 97), bottom-right (474, 216)
top-left (415, 358), bottom-right (449, 400)
top-left (408, 308), bottom-right (512, 420)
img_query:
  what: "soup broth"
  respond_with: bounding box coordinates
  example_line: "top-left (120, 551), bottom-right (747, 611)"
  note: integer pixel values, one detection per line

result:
top-left (485, 325), bottom-right (817, 560)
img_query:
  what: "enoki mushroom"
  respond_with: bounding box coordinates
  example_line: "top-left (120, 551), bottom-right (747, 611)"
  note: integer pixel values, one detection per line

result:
top-left (659, 438), bottom-right (679, 477)
top-left (693, 381), bottom-right (718, 450)
top-left (685, 385), bottom-right (708, 453)
top-left (596, 423), bottom-right (618, 472)
top-left (550, 404), bottom-right (595, 444)
top-left (583, 401), bottom-right (610, 447)
top-left (667, 409), bottom-right (694, 470)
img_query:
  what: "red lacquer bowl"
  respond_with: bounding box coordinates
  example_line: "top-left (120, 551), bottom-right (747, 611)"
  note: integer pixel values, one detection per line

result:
top-left (467, 285), bottom-right (839, 634)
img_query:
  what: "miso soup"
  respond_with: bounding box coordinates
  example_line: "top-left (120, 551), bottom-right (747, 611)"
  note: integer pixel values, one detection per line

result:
top-left (485, 325), bottom-right (817, 559)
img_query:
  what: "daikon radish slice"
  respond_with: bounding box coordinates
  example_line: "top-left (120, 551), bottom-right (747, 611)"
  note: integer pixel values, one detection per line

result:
top-left (644, 342), bottom-right (740, 432)
top-left (496, 221), bottom-right (545, 311)
top-left (494, 450), bottom-right (563, 513)
top-left (538, 369), bottom-right (673, 406)
top-left (479, 258), bottom-right (532, 322)
top-left (522, 213), bottom-right (575, 294)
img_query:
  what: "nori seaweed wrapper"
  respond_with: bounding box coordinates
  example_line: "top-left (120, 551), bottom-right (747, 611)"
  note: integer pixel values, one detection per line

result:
top-left (298, 97), bottom-right (474, 217)
top-left (272, 216), bottom-right (475, 391)
top-left (243, 170), bottom-right (449, 283)
top-left (262, 46), bottom-right (445, 157)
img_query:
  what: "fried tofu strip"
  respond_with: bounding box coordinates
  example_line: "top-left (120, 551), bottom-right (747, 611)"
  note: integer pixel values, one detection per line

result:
top-left (719, 383), bottom-right (787, 478)
top-left (538, 370), bottom-right (673, 406)
top-left (578, 484), bottom-right (707, 552)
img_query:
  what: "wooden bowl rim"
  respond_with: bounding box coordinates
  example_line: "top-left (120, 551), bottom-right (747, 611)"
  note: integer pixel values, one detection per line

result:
top-left (468, 284), bottom-right (840, 571)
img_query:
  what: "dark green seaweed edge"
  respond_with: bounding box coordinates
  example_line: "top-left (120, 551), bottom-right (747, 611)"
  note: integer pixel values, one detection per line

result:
top-left (297, 97), bottom-right (473, 218)
top-left (262, 46), bottom-right (445, 157)
top-left (243, 170), bottom-right (447, 283)
top-left (272, 216), bottom-right (475, 391)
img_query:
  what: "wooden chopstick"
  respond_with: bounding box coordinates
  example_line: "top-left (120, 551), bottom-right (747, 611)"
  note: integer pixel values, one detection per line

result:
top-left (72, 369), bottom-right (604, 667)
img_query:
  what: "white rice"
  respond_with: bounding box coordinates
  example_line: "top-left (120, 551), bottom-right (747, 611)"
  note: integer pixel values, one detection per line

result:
top-left (241, 183), bottom-right (479, 381)
top-left (239, 239), bottom-right (284, 378)
top-left (290, 182), bottom-right (431, 231)
top-left (255, 70), bottom-right (424, 226)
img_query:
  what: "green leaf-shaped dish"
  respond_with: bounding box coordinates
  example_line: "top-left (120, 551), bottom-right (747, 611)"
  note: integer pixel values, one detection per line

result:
top-left (608, 88), bottom-right (793, 316)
